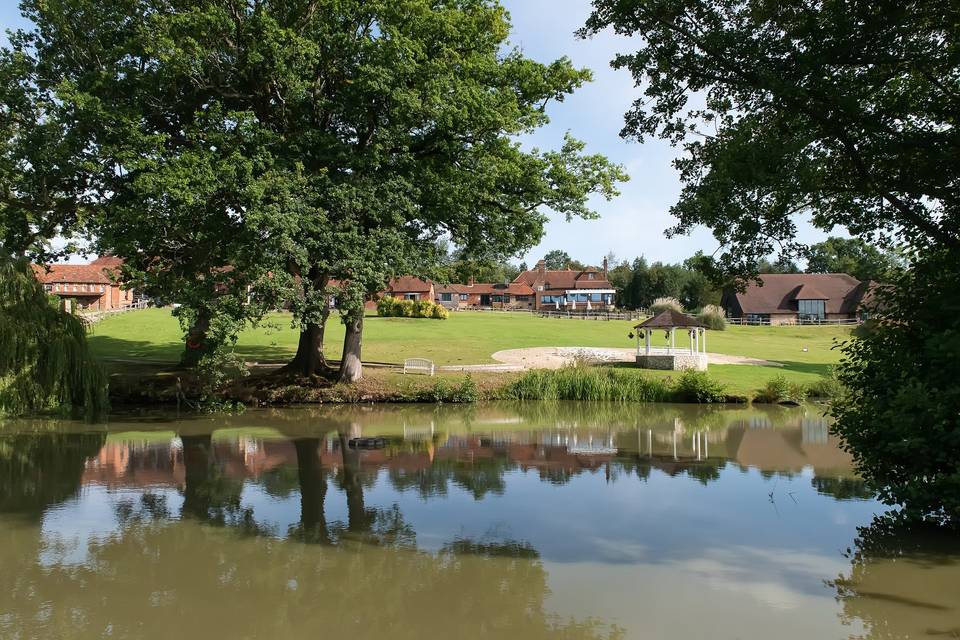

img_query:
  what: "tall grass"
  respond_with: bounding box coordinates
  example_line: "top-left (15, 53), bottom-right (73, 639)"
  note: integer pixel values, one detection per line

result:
top-left (696, 304), bottom-right (728, 330)
top-left (502, 367), bottom-right (674, 402)
top-left (649, 297), bottom-right (683, 315)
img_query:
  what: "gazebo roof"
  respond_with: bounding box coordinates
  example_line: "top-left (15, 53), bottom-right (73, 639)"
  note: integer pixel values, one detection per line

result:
top-left (634, 309), bottom-right (706, 329)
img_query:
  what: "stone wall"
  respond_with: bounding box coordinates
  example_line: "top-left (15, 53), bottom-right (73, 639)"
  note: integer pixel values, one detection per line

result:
top-left (635, 353), bottom-right (707, 371)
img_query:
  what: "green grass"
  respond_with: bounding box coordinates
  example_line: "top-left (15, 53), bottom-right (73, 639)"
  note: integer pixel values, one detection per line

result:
top-left (87, 308), bottom-right (851, 396)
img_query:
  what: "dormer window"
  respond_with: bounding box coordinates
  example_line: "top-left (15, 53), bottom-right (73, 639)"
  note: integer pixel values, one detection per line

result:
top-left (587, 273), bottom-right (595, 280)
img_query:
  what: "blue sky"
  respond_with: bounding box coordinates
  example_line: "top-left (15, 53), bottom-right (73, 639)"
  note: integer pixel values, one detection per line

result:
top-left (2, 1), bottom-right (831, 266)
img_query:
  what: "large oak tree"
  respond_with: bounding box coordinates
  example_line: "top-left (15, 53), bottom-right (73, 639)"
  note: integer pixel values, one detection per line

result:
top-left (20, 0), bottom-right (625, 382)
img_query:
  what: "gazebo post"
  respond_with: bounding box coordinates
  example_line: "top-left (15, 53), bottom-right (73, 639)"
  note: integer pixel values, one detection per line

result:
top-left (645, 329), bottom-right (651, 355)
top-left (670, 328), bottom-right (675, 353)
top-left (702, 327), bottom-right (707, 354)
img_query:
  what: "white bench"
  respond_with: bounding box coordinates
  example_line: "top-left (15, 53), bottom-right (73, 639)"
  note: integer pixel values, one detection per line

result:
top-left (403, 358), bottom-right (435, 376)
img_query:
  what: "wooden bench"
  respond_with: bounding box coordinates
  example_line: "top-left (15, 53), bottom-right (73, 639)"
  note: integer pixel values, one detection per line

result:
top-left (403, 358), bottom-right (435, 376)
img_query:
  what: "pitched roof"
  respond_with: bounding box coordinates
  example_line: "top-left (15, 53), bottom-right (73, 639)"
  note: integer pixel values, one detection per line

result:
top-left (513, 268), bottom-right (611, 291)
top-left (387, 276), bottom-right (433, 293)
top-left (437, 282), bottom-right (535, 296)
top-left (32, 264), bottom-right (113, 285)
top-left (731, 273), bottom-right (864, 315)
top-left (90, 255), bottom-right (124, 267)
top-left (635, 309), bottom-right (705, 329)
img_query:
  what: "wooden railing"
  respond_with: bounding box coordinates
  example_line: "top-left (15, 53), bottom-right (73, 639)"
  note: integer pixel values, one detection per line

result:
top-left (537, 309), bottom-right (647, 321)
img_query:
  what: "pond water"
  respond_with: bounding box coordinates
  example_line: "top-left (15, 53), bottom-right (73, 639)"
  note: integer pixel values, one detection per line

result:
top-left (1, 402), bottom-right (958, 639)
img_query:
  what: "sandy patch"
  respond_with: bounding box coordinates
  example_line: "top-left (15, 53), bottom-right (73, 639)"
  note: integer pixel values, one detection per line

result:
top-left (490, 347), bottom-right (783, 370)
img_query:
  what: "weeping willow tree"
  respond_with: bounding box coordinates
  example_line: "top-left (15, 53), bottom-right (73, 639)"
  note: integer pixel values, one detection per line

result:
top-left (0, 258), bottom-right (108, 418)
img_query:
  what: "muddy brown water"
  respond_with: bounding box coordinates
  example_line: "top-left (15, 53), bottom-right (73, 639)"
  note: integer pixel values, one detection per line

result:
top-left (1, 402), bottom-right (957, 639)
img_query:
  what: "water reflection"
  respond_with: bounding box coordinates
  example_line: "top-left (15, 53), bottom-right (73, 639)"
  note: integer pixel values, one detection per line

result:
top-left (0, 403), bottom-right (957, 639)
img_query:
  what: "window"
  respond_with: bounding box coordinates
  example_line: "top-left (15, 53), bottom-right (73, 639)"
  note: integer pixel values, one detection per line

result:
top-left (575, 293), bottom-right (588, 302)
top-left (541, 295), bottom-right (554, 304)
top-left (589, 293), bottom-right (602, 302)
top-left (587, 272), bottom-right (595, 280)
top-left (459, 293), bottom-right (469, 301)
top-left (515, 295), bottom-right (530, 302)
top-left (404, 293), bottom-right (419, 300)
top-left (797, 299), bottom-right (826, 320)
top-left (441, 293), bottom-right (452, 302)
top-left (492, 295), bottom-right (502, 303)
top-left (537, 285), bottom-right (544, 292)
top-left (43, 284), bottom-right (52, 292)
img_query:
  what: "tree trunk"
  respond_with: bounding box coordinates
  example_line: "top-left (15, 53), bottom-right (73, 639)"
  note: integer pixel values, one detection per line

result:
top-left (337, 429), bottom-right (368, 534)
top-left (181, 307), bottom-right (211, 368)
top-left (294, 437), bottom-right (329, 544)
top-left (285, 270), bottom-right (331, 376)
top-left (180, 434), bottom-right (213, 519)
top-left (338, 310), bottom-right (364, 383)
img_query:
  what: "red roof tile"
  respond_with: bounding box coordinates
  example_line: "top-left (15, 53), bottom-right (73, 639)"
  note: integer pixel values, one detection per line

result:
top-left (437, 282), bottom-right (535, 296)
top-left (513, 268), bottom-right (611, 291)
top-left (32, 264), bottom-right (113, 285)
top-left (731, 273), bottom-right (864, 315)
top-left (388, 276), bottom-right (433, 293)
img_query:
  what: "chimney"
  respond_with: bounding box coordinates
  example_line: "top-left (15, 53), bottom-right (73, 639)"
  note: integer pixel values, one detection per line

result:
top-left (536, 259), bottom-right (546, 277)
top-left (602, 256), bottom-right (608, 278)
top-left (468, 276), bottom-right (475, 286)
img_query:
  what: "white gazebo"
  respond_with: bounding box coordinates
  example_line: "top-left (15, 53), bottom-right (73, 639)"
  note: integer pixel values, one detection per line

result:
top-left (633, 309), bottom-right (708, 371)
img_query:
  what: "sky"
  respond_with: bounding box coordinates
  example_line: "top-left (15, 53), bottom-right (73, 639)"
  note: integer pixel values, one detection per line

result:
top-left (1, 1), bottom-right (832, 267)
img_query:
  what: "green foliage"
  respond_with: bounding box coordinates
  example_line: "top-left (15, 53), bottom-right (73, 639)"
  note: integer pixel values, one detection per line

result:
top-left (0, 258), bottom-right (107, 418)
top-left (754, 375), bottom-right (806, 405)
top-left (832, 249), bottom-right (960, 525)
top-left (696, 305), bottom-right (727, 331)
top-left (422, 375), bottom-right (478, 403)
top-left (583, 0), bottom-right (958, 275)
top-left (543, 249), bottom-right (572, 270)
top-left (649, 297), bottom-right (683, 315)
top-left (673, 370), bottom-right (727, 403)
top-left (806, 237), bottom-right (904, 283)
top-left (806, 374), bottom-right (844, 401)
top-left (377, 296), bottom-right (447, 320)
top-left (502, 366), bottom-right (673, 402)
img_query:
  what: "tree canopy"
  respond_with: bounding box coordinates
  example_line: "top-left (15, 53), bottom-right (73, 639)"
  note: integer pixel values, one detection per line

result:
top-left (582, 0), bottom-right (959, 275)
top-left (18, 0), bottom-right (625, 382)
top-left (805, 236), bottom-right (903, 282)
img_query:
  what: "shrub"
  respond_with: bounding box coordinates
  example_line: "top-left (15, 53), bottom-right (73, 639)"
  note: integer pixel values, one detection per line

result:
top-left (806, 374), bottom-right (844, 400)
top-left (376, 296), bottom-right (396, 316)
top-left (649, 297), bottom-right (683, 315)
top-left (502, 366), bottom-right (672, 402)
top-left (376, 295), bottom-right (447, 319)
top-left (696, 304), bottom-right (727, 331)
top-left (420, 375), bottom-right (477, 403)
top-left (754, 374), bottom-right (806, 404)
top-left (672, 370), bottom-right (727, 403)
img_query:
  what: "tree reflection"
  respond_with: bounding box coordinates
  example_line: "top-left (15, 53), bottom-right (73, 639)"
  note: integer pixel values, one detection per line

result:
top-left (180, 434), bottom-right (267, 534)
top-left (0, 431), bottom-right (104, 516)
top-left (830, 515), bottom-right (960, 639)
top-left (290, 437), bottom-right (330, 544)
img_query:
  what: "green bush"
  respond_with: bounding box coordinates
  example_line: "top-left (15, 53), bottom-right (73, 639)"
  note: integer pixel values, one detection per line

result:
top-left (754, 374), bottom-right (806, 404)
top-left (502, 366), bottom-right (673, 402)
top-left (376, 295), bottom-right (448, 319)
top-left (806, 374), bottom-right (844, 400)
top-left (649, 297), bottom-right (683, 315)
top-left (673, 370), bottom-right (727, 403)
top-left (421, 375), bottom-right (477, 403)
top-left (696, 304), bottom-right (727, 330)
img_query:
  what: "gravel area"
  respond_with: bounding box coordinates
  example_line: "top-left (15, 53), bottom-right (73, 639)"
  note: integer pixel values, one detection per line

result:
top-left (491, 347), bottom-right (782, 370)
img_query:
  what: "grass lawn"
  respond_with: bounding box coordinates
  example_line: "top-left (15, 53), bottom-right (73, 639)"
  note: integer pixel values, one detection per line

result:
top-left (88, 308), bottom-right (852, 396)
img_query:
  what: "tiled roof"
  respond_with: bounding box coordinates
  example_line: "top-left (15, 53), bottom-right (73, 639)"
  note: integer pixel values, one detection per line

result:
top-left (437, 282), bottom-right (535, 296)
top-left (513, 268), bottom-right (611, 290)
top-left (32, 264), bottom-right (113, 285)
top-left (90, 255), bottom-right (124, 267)
top-left (732, 273), bottom-right (864, 314)
top-left (388, 276), bottom-right (433, 293)
top-left (635, 309), bottom-right (705, 329)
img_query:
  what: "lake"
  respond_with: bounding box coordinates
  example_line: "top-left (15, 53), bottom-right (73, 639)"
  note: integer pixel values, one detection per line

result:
top-left (1, 402), bottom-right (957, 639)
